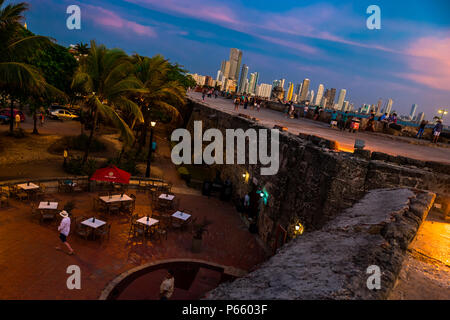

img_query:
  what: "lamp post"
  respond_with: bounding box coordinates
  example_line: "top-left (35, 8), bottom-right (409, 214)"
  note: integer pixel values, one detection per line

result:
top-left (437, 109), bottom-right (448, 120)
top-left (145, 121), bottom-right (156, 178)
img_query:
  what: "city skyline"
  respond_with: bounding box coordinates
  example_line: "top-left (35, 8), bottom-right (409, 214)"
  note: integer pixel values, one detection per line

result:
top-left (23, 0), bottom-right (450, 122)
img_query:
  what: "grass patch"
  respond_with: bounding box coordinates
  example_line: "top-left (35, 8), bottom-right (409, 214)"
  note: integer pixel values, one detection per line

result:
top-left (48, 134), bottom-right (107, 154)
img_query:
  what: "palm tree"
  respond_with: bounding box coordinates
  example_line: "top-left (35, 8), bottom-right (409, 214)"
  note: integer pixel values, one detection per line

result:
top-left (74, 42), bottom-right (89, 55)
top-left (0, 0), bottom-right (56, 133)
top-left (72, 40), bottom-right (146, 165)
top-left (132, 54), bottom-right (186, 155)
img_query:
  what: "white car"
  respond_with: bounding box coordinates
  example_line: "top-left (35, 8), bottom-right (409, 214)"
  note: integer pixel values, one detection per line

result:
top-left (50, 109), bottom-right (79, 120)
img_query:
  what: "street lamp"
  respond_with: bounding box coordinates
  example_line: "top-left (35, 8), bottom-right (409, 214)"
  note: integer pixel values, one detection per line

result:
top-left (145, 121), bottom-right (156, 178)
top-left (438, 109), bottom-right (448, 119)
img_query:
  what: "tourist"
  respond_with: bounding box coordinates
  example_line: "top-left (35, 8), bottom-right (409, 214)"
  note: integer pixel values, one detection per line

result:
top-left (365, 113), bottom-right (375, 132)
top-left (160, 270), bottom-right (175, 300)
top-left (233, 97), bottom-right (240, 111)
top-left (244, 193), bottom-right (250, 208)
top-left (40, 110), bottom-right (45, 126)
top-left (379, 113), bottom-right (387, 121)
top-left (330, 110), bottom-right (338, 128)
top-left (244, 97), bottom-right (248, 110)
top-left (214, 89), bottom-right (218, 99)
top-left (202, 89), bottom-right (206, 101)
top-left (256, 99), bottom-right (261, 112)
top-left (432, 120), bottom-right (443, 144)
top-left (56, 210), bottom-right (74, 255)
top-left (303, 105), bottom-right (309, 118)
top-left (289, 102), bottom-right (295, 118)
top-left (416, 119), bottom-right (427, 139)
top-left (313, 106), bottom-right (320, 121)
top-left (15, 113), bottom-right (20, 129)
top-left (339, 111), bottom-right (349, 131)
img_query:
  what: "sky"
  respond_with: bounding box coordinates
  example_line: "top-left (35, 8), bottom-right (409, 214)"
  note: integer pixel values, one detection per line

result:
top-left (20, 0), bottom-right (450, 122)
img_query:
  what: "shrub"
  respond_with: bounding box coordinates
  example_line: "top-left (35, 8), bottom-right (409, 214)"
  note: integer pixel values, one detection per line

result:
top-left (104, 156), bottom-right (140, 176)
top-left (49, 134), bottom-right (106, 154)
top-left (65, 156), bottom-right (98, 176)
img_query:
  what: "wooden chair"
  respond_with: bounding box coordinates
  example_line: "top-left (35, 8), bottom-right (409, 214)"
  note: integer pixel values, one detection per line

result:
top-left (95, 223), bottom-right (111, 243)
top-left (108, 203), bottom-right (121, 215)
top-left (40, 209), bottom-right (56, 224)
top-left (30, 203), bottom-right (40, 220)
top-left (16, 187), bottom-right (28, 201)
top-left (35, 184), bottom-right (46, 199)
top-left (0, 192), bottom-right (9, 208)
top-left (75, 220), bottom-right (90, 240)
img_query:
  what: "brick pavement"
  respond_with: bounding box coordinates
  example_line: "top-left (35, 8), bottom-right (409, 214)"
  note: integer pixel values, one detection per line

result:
top-left (0, 191), bottom-right (267, 299)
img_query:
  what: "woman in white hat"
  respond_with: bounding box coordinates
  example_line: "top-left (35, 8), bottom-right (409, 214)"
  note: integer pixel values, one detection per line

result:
top-left (56, 210), bottom-right (74, 255)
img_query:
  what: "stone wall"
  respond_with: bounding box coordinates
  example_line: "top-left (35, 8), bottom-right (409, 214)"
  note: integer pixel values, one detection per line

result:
top-left (205, 189), bottom-right (436, 300)
top-left (185, 99), bottom-right (450, 248)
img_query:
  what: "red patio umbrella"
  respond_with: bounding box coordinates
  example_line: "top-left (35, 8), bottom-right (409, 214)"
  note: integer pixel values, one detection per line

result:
top-left (90, 165), bottom-right (131, 184)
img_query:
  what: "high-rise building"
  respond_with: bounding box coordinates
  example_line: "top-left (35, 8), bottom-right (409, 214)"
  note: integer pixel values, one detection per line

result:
top-left (222, 61), bottom-right (231, 79)
top-left (315, 84), bottom-right (324, 106)
top-left (287, 82), bottom-right (294, 101)
top-left (228, 48), bottom-right (242, 81)
top-left (342, 101), bottom-right (349, 112)
top-left (280, 79), bottom-right (286, 90)
top-left (324, 88), bottom-right (336, 109)
top-left (385, 99), bottom-right (393, 115)
top-left (243, 79), bottom-right (249, 94)
top-left (410, 104), bottom-right (418, 120)
top-left (256, 83), bottom-right (273, 98)
top-left (337, 89), bottom-right (347, 110)
top-left (309, 90), bottom-right (314, 104)
top-left (248, 72), bottom-right (259, 95)
top-left (299, 78), bottom-right (310, 102)
top-left (417, 112), bottom-right (425, 122)
top-left (294, 84), bottom-right (302, 102)
top-left (237, 64), bottom-right (249, 93)
top-left (320, 97), bottom-right (328, 108)
top-left (216, 70), bottom-right (223, 82)
top-left (376, 99), bottom-right (383, 114)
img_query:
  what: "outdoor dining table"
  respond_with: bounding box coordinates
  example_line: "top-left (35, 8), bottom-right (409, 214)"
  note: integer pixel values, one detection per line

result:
top-left (38, 202), bottom-right (58, 210)
top-left (172, 211), bottom-right (191, 221)
top-left (17, 183), bottom-right (39, 190)
top-left (158, 194), bottom-right (175, 201)
top-left (136, 216), bottom-right (159, 238)
top-left (81, 218), bottom-right (106, 240)
top-left (99, 194), bottom-right (132, 203)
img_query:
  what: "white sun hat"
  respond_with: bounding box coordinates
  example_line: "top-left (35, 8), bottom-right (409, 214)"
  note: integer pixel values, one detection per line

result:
top-left (59, 210), bottom-right (69, 218)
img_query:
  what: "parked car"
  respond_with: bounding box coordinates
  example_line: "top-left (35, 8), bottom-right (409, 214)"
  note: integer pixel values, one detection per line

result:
top-left (49, 109), bottom-right (79, 121)
top-left (0, 114), bottom-right (9, 124)
top-left (0, 109), bottom-right (25, 122)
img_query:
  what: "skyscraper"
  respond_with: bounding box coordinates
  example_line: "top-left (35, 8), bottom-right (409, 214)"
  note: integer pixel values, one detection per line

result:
top-left (228, 48), bottom-right (242, 81)
top-left (417, 112), bottom-right (425, 122)
top-left (248, 72), bottom-right (259, 94)
top-left (315, 84), bottom-right (324, 106)
top-left (237, 64), bottom-right (249, 94)
top-left (343, 101), bottom-right (349, 112)
top-left (385, 99), bottom-right (393, 115)
top-left (309, 90), bottom-right (314, 104)
top-left (295, 83), bottom-right (302, 102)
top-left (324, 88), bottom-right (336, 109)
top-left (337, 89), bottom-right (347, 110)
top-left (376, 99), bottom-right (383, 114)
top-left (287, 82), bottom-right (294, 101)
top-left (299, 78), bottom-right (310, 102)
top-left (410, 104), bottom-right (418, 119)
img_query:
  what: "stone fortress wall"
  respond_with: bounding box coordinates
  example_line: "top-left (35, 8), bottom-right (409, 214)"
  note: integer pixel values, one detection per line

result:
top-left (185, 98), bottom-right (449, 248)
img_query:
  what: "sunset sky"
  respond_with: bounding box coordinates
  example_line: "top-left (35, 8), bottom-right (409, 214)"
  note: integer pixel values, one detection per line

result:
top-left (23, 0), bottom-right (450, 121)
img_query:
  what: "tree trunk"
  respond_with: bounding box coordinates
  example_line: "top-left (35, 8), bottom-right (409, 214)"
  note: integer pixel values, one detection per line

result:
top-left (32, 111), bottom-right (38, 134)
top-left (137, 125), bottom-right (147, 156)
top-left (9, 98), bottom-right (14, 133)
top-left (82, 108), bottom-right (98, 165)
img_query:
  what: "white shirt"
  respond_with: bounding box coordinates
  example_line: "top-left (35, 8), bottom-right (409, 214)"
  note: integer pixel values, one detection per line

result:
top-left (160, 277), bottom-right (174, 299)
top-left (58, 217), bottom-right (71, 236)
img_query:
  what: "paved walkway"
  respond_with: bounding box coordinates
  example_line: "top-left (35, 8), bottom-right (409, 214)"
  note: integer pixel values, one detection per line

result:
top-left (0, 192), bottom-right (267, 299)
top-left (189, 92), bottom-right (450, 164)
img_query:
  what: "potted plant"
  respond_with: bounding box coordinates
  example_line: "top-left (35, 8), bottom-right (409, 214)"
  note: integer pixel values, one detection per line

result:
top-left (191, 217), bottom-right (212, 253)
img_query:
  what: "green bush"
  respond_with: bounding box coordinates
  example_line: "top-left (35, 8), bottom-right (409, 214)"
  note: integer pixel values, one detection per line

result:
top-left (65, 156), bottom-right (98, 176)
top-left (49, 134), bottom-right (106, 154)
top-left (105, 156), bottom-right (140, 176)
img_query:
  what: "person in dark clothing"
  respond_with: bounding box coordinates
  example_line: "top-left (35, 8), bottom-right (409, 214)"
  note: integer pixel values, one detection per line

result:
top-left (416, 120), bottom-right (427, 139)
top-left (432, 120), bottom-right (443, 143)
